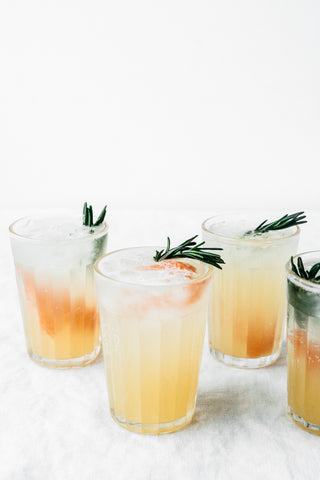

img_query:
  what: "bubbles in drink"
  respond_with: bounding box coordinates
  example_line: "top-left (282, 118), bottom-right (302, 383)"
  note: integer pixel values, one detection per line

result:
top-left (97, 247), bottom-right (204, 286)
top-left (11, 215), bottom-right (105, 241)
top-left (205, 215), bottom-right (297, 241)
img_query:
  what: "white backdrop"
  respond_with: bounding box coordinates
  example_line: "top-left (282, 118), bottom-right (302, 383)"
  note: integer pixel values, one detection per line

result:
top-left (1, 1), bottom-right (319, 211)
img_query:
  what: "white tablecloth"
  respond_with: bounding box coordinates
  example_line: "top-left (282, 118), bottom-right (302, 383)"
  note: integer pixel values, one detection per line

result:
top-left (2, 209), bottom-right (320, 480)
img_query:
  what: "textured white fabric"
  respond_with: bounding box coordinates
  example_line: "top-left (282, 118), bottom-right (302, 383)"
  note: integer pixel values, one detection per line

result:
top-left (2, 209), bottom-right (320, 480)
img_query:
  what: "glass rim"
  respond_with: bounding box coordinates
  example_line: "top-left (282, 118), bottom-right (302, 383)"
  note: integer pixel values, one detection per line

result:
top-left (286, 250), bottom-right (320, 293)
top-left (94, 246), bottom-right (213, 288)
top-left (9, 213), bottom-right (109, 244)
top-left (201, 212), bottom-right (300, 247)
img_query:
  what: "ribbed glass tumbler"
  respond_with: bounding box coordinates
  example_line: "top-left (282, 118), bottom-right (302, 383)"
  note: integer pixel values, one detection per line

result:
top-left (287, 251), bottom-right (320, 435)
top-left (202, 213), bottom-right (300, 368)
top-left (10, 214), bottom-right (108, 368)
top-left (94, 247), bottom-right (212, 434)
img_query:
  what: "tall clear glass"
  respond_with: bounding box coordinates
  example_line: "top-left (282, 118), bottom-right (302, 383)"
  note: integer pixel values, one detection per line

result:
top-left (9, 214), bottom-right (108, 368)
top-left (94, 247), bottom-right (212, 434)
top-left (202, 213), bottom-right (300, 368)
top-left (287, 251), bottom-right (320, 435)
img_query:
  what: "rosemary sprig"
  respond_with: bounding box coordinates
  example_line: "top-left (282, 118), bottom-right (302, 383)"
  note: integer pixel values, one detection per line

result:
top-left (82, 202), bottom-right (107, 228)
top-left (291, 256), bottom-right (320, 284)
top-left (245, 211), bottom-right (306, 236)
top-left (154, 235), bottom-right (225, 269)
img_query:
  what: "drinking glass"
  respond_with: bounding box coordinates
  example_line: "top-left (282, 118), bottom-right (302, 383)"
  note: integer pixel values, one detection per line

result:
top-left (94, 247), bottom-right (212, 434)
top-left (202, 213), bottom-right (300, 368)
top-left (287, 251), bottom-right (320, 435)
top-left (10, 214), bottom-right (108, 367)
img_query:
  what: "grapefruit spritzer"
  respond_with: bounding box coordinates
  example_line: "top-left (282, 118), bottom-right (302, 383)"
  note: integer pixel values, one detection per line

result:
top-left (94, 240), bottom-right (219, 434)
top-left (287, 252), bottom-right (320, 435)
top-left (10, 210), bottom-right (108, 367)
top-left (202, 213), bottom-right (302, 368)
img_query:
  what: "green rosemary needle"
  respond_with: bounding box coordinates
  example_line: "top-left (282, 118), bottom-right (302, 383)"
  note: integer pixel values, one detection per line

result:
top-left (291, 256), bottom-right (320, 284)
top-left (154, 235), bottom-right (225, 269)
top-left (82, 202), bottom-right (107, 228)
top-left (245, 211), bottom-right (306, 236)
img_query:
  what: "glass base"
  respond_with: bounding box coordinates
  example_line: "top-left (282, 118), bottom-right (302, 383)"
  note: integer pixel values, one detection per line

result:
top-left (289, 408), bottom-right (320, 435)
top-left (210, 347), bottom-right (280, 369)
top-left (110, 408), bottom-right (195, 435)
top-left (28, 343), bottom-right (101, 368)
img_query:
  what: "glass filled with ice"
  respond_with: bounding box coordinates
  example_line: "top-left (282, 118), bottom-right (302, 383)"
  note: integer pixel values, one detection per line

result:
top-left (287, 251), bottom-right (320, 435)
top-left (94, 247), bottom-right (212, 434)
top-left (9, 212), bottom-right (108, 367)
top-left (202, 213), bottom-right (301, 368)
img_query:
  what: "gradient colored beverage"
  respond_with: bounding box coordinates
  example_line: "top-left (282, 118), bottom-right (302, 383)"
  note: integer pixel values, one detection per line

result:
top-left (10, 214), bottom-right (108, 367)
top-left (287, 251), bottom-right (320, 435)
top-left (95, 247), bottom-right (211, 434)
top-left (202, 213), bottom-right (300, 368)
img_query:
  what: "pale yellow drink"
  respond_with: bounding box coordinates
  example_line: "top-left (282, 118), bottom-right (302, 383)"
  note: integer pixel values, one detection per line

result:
top-left (95, 248), bottom-right (212, 434)
top-left (10, 214), bottom-right (108, 367)
top-left (210, 265), bottom-right (286, 360)
top-left (287, 252), bottom-right (320, 434)
top-left (202, 213), bottom-right (300, 368)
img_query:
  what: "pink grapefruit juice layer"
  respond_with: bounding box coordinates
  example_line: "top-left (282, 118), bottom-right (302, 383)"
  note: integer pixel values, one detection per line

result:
top-left (16, 266), bottom-right (100, 362)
